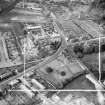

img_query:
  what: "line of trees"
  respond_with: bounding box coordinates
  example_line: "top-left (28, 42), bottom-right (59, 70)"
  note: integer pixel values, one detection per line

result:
top-left (73, 41), bottom-right (105, 58)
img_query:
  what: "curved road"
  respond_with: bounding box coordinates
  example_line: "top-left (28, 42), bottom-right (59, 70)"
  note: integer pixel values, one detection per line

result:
top-left (0, 21), bottom-right (67, 88)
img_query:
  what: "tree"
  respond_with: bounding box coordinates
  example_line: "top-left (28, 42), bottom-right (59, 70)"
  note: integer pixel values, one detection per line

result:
top-left (50, 41), bottom-right (61, 50)
top-left (46, 67), bottom-right (53, 73)
top-left (60, 71), bottom-right (66, 76)
top-left (101, 44), bottom-right (105, 52)
top-left (73, 44), bottom-right (84, 53)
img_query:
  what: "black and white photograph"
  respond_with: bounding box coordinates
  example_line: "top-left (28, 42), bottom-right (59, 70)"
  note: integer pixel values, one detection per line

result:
top-left (0, 0), bottom-right (105, 104)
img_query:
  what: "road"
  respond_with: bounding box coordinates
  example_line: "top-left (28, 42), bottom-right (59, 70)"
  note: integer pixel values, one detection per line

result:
top-left (0, 21), bottom-right (67, 88)
top-left (0, 12), bottom-right (104, 90)
top-left (0, 15), bottom-right (104, 90)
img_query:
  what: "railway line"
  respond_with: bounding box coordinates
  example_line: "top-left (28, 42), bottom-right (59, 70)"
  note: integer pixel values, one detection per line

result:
top-left (0, 20), bottom-right (67, 88)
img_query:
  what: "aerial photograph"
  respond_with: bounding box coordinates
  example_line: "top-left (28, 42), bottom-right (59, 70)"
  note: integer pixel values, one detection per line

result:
top-left (0, 0), bottom-right (105, 105)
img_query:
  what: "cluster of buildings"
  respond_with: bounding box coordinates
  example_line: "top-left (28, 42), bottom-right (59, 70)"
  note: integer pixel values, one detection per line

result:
top-left (0, 89), bottom-right (97, 105)
top-left (0, 17), bottom-right (62, 96)
top-left (21, 22), bottom-right (60, 62)
top-left (0, 0), bottom-right (105, 105)
top-left (0, 31), bottom-right (23, 68)
top-left (4, 32), bottom-right (22, 63)
top-left (0, 21), bottom-right (61, 65)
